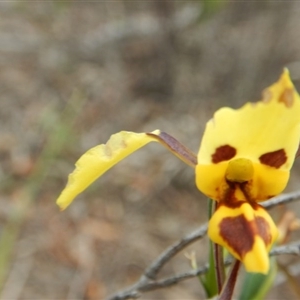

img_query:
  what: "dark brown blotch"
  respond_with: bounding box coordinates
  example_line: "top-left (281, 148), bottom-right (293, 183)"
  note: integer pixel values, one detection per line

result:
top-left (259, 149), bottom-right (287, 168)
top-left (219, 215), bottom-right (254, 257)
top-left (256, 216), bottom-right (272, 246)
top-left (219, 213), bottom-right (272, 258)
top-left (212, 145), bottom-right (236, 163)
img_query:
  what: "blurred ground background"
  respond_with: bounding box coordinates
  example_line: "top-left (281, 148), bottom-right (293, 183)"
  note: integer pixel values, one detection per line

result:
top-left (1, 1), bottom-right (300, 299)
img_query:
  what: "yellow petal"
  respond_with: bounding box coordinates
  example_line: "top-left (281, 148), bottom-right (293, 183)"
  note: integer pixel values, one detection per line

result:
top-left (208, 202), bottom-right (278, 274)
top-left (56, 130), bottom-right (160, 210)
top-left (243, 237), bottom-right (269, 274)
top-left (196, 69), bottom-right (300, 200)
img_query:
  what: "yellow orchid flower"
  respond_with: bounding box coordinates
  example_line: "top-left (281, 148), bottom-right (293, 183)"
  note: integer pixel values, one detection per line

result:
top-left (196, 69), bottom-right (300, 273)
top-left (56, 69), bottom-right (300, 274)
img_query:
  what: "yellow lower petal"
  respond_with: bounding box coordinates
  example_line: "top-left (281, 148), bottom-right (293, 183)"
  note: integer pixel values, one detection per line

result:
top-left (243, 236), bottom-right (269, 274)
top-left (208, 202), bottom-right (278, 274)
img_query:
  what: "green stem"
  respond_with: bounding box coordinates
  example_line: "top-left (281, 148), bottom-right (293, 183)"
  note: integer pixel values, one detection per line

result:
top-left (200, 199), bottom-right (219, 297)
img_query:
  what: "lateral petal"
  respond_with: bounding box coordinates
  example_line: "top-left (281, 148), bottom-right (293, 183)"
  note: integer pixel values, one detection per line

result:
top-left (57, 130), bottom-right (160, 210)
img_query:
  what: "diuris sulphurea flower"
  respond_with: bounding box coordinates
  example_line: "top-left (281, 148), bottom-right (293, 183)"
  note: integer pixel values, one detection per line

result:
top-left (57, 69), bottom-right (300, 274)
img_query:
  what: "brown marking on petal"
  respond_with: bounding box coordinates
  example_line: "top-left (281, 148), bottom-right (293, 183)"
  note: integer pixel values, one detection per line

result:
top-left (259, 149), bottom-right (287, 168)
top-left (220, 181), bottom-right (259, 209)
top-left (219, 215), bottom-right (254, 257)
top-left (256, 216), bottom-right (272, 246)
top-left (219, 213), bottom-right (272, 258)
top-left (219, 200), bottom-right (245, 209)
top-left (239, 181), bottom-right (258, 205)
top-left (219, 182), bottom-right (245, 209)
top-left (212, 145), bottom-right (236, 163)
top-left (278, 88), bottom-right (295, 108)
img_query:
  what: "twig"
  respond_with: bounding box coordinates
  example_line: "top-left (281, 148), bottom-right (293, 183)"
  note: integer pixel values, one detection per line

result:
top-left (107, 264), bottom-right (210, 300)
top-left (144, 223), bottom-right (208, 280)
top-left (107, 224), bottom-right (207, 300)
top-left (107, 191), bottom-right (300, 300)
top-left (270, 241), bottom-right (300, 256)
top-left (262, 190), bottom-right (300, 209)
top-left (140, 264), bottom-right (209, 292)
top-left (107, 242), bottom-right (300, 300)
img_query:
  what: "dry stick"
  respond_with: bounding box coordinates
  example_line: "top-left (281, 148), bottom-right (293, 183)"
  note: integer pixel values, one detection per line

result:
top-left (107, 224), bottom-right (207, 300)
top-left (262, 190), bottom-right (300, 209)
top-left (107, 191), bottom-right (300, 300)
top-left (144, 223), bottom-right (208, 280)
top-left (270, 241), bottom-right (300, 256)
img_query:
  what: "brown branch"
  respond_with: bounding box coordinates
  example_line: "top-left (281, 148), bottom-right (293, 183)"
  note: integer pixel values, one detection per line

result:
top-left (107, 191), bottom-right (300, 300)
